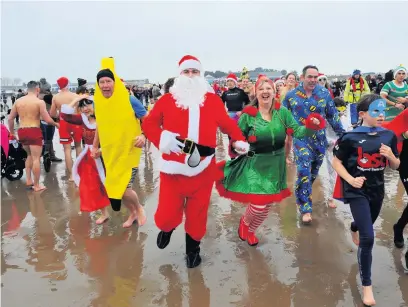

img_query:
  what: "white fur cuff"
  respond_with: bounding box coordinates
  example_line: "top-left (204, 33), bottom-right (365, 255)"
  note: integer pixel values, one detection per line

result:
top-left (235, 140), bottom-right (249, 154)
top-left (61, 104), bottom-right (75, 114)
top-left (159, 130), bottom-right (176, 154)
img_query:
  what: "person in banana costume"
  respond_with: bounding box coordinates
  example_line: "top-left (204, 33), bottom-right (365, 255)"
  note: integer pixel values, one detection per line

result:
top-left (91, 57), bottom-right (147, 228)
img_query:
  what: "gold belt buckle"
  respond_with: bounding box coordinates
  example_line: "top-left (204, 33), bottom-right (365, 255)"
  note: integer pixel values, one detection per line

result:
top-left (183, 138), bottom-right (194, 155)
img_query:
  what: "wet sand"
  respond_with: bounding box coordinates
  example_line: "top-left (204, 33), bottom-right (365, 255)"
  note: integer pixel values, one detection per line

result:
top-left (1, 134), bottom-right (407, 307)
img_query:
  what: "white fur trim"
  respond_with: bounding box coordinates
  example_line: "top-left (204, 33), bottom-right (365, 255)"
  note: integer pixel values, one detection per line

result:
top-left (207, 83), bottom-right (215, 93)
top-left (234, 140), bottom-right (249, 154)
top-left (61, 104), bottom-right (75, 114)
top-left (159, 155), bottom-right (214, 176)
top-left (394, 67), bottom-right (407, 78)
top-left (188, 105), bottom-right (200, 142)
top-left (81, 113), bottom-right (96, 129)
top-left (179, 59), bottom-right (202, 73)
top-left (226, 78), bottom-right (237, 84)
top-left (72, 145), bottom-right (105, 187)
top-left (159, 130), bottom-right (177, 154)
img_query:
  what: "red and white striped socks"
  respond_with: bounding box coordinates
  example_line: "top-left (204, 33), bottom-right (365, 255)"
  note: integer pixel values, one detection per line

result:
top-left (242, 203), bottom-right (272, 232)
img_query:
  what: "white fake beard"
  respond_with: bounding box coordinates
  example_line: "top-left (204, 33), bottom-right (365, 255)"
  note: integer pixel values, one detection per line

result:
top-left (170, 75), bottom-right (208, 109)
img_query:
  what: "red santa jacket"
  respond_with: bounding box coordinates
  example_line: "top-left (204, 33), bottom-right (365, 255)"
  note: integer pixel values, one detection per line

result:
top-left (382, 109), bottom-right (408, 153)
top-left (142, 92), bottom-right (246, 176)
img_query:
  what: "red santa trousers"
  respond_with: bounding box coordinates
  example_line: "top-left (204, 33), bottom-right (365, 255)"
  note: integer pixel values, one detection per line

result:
top-left (155, 161), bottom-right (215, 241)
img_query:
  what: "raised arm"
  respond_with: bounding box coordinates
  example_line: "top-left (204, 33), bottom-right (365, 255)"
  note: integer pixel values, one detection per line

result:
top-left (60, 95), bottom-right (88, 125)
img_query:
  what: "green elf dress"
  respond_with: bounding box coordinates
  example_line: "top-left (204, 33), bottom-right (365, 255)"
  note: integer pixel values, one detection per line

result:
top-left (216, 102), bottom-right (325, 205)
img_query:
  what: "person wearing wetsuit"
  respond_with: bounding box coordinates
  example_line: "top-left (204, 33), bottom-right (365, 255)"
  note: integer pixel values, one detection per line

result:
top-left (221, 73), bottom-right (250, 118)
top-left (332, 95), bottom-right (400, 306)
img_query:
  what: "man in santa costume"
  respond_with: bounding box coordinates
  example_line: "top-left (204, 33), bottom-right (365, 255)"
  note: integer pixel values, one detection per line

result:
top-left (142, 55), bottom-right (249, 268)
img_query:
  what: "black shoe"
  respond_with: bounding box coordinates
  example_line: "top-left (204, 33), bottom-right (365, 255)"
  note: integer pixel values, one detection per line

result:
top-left (185, 233), bottom-right (202, 268)
top-left (393, 224), bottom-right (405, 248)
top-left (157, 229), bottom-right (174, 249)
top-left (50, 156), bottom-right (62, 162)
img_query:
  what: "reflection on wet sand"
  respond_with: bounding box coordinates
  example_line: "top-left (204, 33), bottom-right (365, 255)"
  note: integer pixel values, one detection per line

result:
top-left (237, 248), bottom-right (292, 307)
top-left (1, 137), bottom-right (407, 307)
top-left (292, 203), bottom-right (350, 306)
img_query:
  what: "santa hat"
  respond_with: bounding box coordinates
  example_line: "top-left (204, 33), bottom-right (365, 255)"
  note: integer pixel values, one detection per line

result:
top-left (393, 65), bottom-right (407, 78)
top-left (226, 73), bottom-right (238, 84)
top-left (178, 55), bottom-right (202, 73)
top-left (275, 79), bottom-right (285, 86)
top-left (57, 77), bottom-right (69, 89)
top-left (318, 73), bottom-right (327, 80)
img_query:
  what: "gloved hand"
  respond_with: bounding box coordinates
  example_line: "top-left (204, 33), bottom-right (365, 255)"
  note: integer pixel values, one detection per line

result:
top-left (233, 140), bottom-right (249, 155)
top-left (159, 130), bottom-right (185, 155)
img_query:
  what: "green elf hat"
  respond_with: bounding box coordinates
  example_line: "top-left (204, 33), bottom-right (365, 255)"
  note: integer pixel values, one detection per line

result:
top-left (394, 64), bottom-right (407, 78)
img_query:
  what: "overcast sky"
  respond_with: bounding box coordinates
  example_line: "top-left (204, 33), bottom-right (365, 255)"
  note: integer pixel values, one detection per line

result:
top-left (1, 0), bottom-right (407, 84)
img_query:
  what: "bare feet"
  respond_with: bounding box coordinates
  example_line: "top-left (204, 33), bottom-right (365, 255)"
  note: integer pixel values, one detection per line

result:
top-left (351, 230), bottom-right (360, 246)
top-left (96, 214), bottom-right (109, 225)
top-left (137, 206), bottom-right (147, 226)
top-left (33, 185), bottom-right (47, 192)
top-left (362, 286), bottom-right (376, 306)
top-left (123, 212), bottom-right (137, 228)
top-left (328, 199), bottom-right (337, 208)
top-left (302, 213), bottom-right (312, 224)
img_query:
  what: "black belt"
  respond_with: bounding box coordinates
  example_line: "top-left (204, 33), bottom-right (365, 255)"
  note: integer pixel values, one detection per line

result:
top-left (246, 147), bottom-right (284, 157)
top-left (176, 137), bottom-right (215, 156)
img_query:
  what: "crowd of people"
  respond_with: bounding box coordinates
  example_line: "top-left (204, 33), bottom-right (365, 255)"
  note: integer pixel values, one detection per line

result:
top-left (2, 56), bottom-right (408, 306)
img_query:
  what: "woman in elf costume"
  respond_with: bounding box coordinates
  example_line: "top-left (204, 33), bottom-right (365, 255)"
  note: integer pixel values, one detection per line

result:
top-left (61, 95), bottom-right (110, 224)
top-left (216, 77), bottom-right (325, 246)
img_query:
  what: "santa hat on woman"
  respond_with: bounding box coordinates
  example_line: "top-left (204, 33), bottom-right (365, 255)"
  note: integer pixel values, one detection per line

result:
top-left (317, 73), bottom-right (327, 80)
top-left (393, 65), bottom-right (407, 78)
top-left (226, 73), bottom-right (238, 85)
top-left (275, 79), bottom-right (285, 86)
top-left (178, 55), bottom-right (202, 73)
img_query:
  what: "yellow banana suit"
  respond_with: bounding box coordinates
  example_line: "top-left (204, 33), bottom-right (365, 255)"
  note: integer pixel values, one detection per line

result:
top-left (94, 57), bottom-right (142, 204)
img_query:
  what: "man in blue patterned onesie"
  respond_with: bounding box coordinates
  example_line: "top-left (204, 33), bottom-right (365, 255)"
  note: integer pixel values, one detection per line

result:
top-left (283, 65), bottom-right (344, 224)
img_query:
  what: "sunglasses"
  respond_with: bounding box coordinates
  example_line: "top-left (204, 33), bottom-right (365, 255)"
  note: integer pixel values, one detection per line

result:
top-left (79, 99), bottom-right (93, 107)
top-left (318, 78), bottom-right (327, 82)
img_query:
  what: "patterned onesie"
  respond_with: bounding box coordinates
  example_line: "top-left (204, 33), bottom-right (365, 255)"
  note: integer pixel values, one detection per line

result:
top-left (283, 83), bottom-right (344, 214)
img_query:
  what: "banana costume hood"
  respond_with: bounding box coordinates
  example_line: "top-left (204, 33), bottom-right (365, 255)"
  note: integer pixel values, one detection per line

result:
top-left (94, 57), bottom-right (142, 202)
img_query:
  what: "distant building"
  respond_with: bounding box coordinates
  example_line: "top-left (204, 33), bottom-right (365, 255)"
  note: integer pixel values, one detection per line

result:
top-left (247, 71), bottom-right (282, 80)
top-left (205, 75), bottom-right (215, 83)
